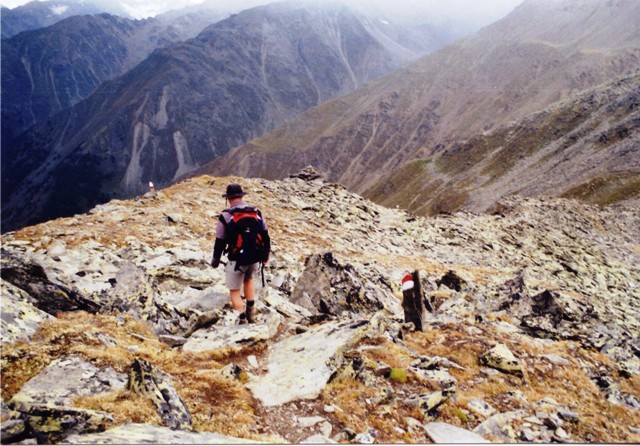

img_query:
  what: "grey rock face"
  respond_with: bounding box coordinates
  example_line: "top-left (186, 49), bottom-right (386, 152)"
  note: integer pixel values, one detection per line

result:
top-left (0, 248), bottom-right (101, 315)
top-left (290, 251), bottom-right (401, 317)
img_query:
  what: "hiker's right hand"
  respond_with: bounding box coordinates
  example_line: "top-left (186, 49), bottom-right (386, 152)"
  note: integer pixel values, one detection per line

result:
top-left (211, 258), bottom-right (220, 268)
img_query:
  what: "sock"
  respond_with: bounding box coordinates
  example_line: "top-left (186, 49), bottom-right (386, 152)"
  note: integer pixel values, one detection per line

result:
top-left (246, 300), bottom-right (255, 307)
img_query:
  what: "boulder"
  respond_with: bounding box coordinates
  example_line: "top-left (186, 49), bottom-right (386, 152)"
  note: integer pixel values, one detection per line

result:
top-left (247, 319), bottom-right (371, 406)
top-left (127, 359), bottom-right (192, 430)
top-left (424, 422), bottom-right (491, 443)
top-left (473, 410), bottom-right (525, 443)
top-left (62, 423), bottom-right (258, 444)
top-left (9, 357), bottom-right (126, 410)
top-left (479, 344), bottom-right (524, 378)
top-left (0, 280), bottom-right (53, 344)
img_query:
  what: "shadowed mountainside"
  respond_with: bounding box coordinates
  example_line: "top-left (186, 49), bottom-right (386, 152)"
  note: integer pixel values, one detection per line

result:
top-left (1, 11), bottom-right (225, 145)
top-left (1, 1), bottom-right (450, 232)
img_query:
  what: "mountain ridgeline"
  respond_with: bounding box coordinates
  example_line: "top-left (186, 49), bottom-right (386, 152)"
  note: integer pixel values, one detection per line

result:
top-left (204, 0), bottom-right (640, 213)
top-left (1, 1), bottom-right (445, 232)
top-left (0, 0), bottom-right (131, 38)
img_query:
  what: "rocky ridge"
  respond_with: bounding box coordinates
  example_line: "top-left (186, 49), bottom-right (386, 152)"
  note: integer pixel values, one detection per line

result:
top-left (1, 171), bottom-right (639, 443)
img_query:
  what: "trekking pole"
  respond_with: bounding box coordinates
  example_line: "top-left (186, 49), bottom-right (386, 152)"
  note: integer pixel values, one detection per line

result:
top-left (261, 262), bottom-right (266, 287)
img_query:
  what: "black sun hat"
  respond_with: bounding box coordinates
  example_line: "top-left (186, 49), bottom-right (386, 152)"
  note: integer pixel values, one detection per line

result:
top-left (222, 183), bottom-right (246, 199)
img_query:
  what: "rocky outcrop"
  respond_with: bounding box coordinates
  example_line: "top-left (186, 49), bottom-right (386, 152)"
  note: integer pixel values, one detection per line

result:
top-left (127, 359), bottom-right (192, 430)
top-left (7, 357), bottom-right (126, 443)
top-left (1, 175), bottom-right (638, 444)
top-left (0, 248), bottom-right (101, 314)
top-left (290, 252), bottom-right (401, 318)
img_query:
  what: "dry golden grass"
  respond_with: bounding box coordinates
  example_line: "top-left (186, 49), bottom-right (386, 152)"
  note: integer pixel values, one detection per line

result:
top-left (74, 390), bottom-right (162, 426)
top-left (1, 310), bottom-right (265, 440)
top-left (404, 323), bottom-right (640, 443)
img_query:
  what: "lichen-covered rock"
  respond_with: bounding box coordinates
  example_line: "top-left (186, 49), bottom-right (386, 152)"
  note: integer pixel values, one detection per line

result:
top-left (9, 357), bottom-right (126, 410)
top-left (0, 280), bottom-right (53, 344)
top-left (403, 390), bottom-right (452, 412)
top-left (1, 418), bottom-right (27, 444)
top-left (21, 406), bottom-right (113, 444)
top-left (127, 358), bottom-right (192, 430)
top-left (248, 319), bottom-right (371, 406)
top-left (479, 343), bottom-right (524, 378)
top-left (0, 248), bottom-right (101, 314)
top-left (62, 423), bottom-right (259, 444)
top-left (7, 357), bottom-right (124, 443)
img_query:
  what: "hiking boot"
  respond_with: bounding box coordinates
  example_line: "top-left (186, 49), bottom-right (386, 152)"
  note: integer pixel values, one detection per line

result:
top-left (245, 305), bottom-right (257, 324)
top-left (238, 315), bottom-right (248, 325)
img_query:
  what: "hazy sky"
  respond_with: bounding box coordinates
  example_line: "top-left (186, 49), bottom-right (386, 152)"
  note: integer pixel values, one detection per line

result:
top-left (1, 0), bottom-right (523, 22)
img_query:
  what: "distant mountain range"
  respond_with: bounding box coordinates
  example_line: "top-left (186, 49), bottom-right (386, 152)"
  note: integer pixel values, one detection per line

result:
top-left (1, 11), bottom-right (226, 144)
top-left (204, 0), bottom-right (640, 213)
top-left (1, 1), bottom-right (451, 232)
top-left (3, 0), bottom-right (639, 233)
top-left (1, 0), bottom-right (131, 37)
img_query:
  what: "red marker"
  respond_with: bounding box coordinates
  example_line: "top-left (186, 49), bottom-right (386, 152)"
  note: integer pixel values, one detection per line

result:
top-left (402, 274), bottom-right (414, 291)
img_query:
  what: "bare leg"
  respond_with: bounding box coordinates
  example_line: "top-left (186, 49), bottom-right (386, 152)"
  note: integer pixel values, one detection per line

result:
top-left (244, 277), bottom-right (255, 303)
top-left (229, 289), bottom-right (244, 313)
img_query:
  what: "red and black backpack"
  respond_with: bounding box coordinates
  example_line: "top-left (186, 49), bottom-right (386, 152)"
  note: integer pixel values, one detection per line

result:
top-left (220, 207), bottom-right (269, 266)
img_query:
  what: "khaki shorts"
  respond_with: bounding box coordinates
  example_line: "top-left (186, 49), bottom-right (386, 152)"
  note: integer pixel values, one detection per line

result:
top-left (224, 261), bottom-right (260, 290)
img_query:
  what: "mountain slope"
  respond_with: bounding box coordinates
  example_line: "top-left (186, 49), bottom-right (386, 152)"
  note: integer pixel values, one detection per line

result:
top-left (1, 11), bottom-right (227, 145)
top-left (365, 71), bottom-right (640, 214)
top-left (204, 0), bottom-right (640, 209)
top-left (1, 1), bottom-right (450, 232)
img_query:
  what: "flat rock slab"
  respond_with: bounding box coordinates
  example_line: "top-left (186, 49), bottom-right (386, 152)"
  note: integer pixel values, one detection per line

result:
top-left (9, 356), bottom-right (126, 410)
top-left (62, 423), bottom-right (258, 444)
top-left (424, 422), bottom-right (491, 443)
top-left (182, 310), bottom-right (282, 353)
top-left (248, 319), bottom-right (370, 406)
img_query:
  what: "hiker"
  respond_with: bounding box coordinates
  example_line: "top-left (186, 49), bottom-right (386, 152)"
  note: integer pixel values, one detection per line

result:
top-left (211, 183), bottom-right (270, 324)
